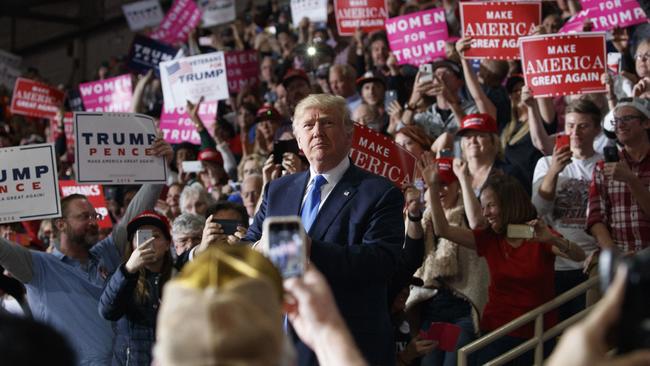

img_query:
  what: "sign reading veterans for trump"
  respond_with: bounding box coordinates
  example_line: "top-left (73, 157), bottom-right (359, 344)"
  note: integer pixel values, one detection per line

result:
top-left (79, 74), bottom-right (133, 112)
top-left (225, 50), bottom-right (259, 94)
top-left (385, 8), bottom-right (448, 66)
top-left (160, 52), bottom-right (229, 109)
top-left (128, 35), bottom-right (179, 76)
top-left (149, 0), bottom-right (201, 45)
top-left (460, 1), bottom-right (541, 60)
top-left (59, 180), bottom-right (112, 229)
top-left (335, 0), bottom-right (388, 36)
top-left (122, 0), bottom-right (164, 31)
top-left (198, 0), bottom-right (236, 27)
top-left (74, 112), bottom-right (167, 185)
top-left (350, 123), bottom-right (416, 187)
top-left (291, 0), bottom-right (328, 25)
top-left (520, 33), bottom-right (606, 98)
top-left (559, 0), bottom-right (646, 33)
top-left (0, 143), bottom-right (61, 223)
top-left (10, 78), bottom-right (65, 119)
top-left (159, 101), bottom-right (218, 144)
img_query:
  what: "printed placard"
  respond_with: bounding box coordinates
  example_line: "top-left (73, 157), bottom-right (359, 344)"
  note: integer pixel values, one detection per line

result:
top-left (10, 78), bottom-right (65, 119)
top-left (198, 0), bottom-right (236, 27)
top-left (122, 0), bottom-right (165, 31)
top-left (225, 50), bottom-right (259, 94)
top-left (559, 0), bottom-right (646, 33)
top-left (79, 74), bottom-right (133, 113)
top-left (74, 112), bottom-right (167, 185)
top-left (67, 89), bottom-right (85, 111)
top-left (149, 0), bottom-right (201, 45)
top-left (0, 143), bottom-right (61, 223)
top-left (128, 35), bottom-right (179, 76)
top-left (0, 49), bottom-right (21, 69)
top-left (334, 0), bottom-right (388, 36)
top-left (159, 101), bottom-right (218, 144)
top-left (520, 33), bottom-right (606, 98)
top-left (59, 180), bottom-right (112, 229)
top-left (291, 0), bottom-right (328, 25)
top-left (385, 8), bottom-right (448, 66)
top-left (49, 112), bottom-right (75, 160)
top-left (160, 52), bottom-right (229, 109)
top-left (0, 50), bottom-right (21, 90)
top-left (350, 123), bottom-right (416, 187)
top-left (460, 1), bottom-right (541, 60)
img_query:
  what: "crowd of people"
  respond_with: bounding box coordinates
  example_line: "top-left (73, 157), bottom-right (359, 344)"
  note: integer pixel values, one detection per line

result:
top-left (0, 0), bottom-right (650, 365)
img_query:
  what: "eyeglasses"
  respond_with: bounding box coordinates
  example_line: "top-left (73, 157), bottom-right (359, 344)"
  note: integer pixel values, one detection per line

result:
top-left (66, 212), bottom-right (103, 221)
top-left (635, 52), bottom-right (650, 62)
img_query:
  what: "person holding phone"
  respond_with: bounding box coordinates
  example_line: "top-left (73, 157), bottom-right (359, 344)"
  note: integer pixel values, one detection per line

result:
top-left (99, 211), bottom-right (174, 366)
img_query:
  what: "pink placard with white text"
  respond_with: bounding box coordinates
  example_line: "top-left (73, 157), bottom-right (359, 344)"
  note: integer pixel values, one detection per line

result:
top-left (225, 50), bottom-right (259, 94)
top-left (149, 0), bottom-right (201, 45)
top-left (385, 8), bottom-right (448, 66)
top-left (159, 101), bottom-right (218, 144)
top-left (560, 0), bottom-right (646, 33)
top-left (78, 74), bottom-right (133, 112)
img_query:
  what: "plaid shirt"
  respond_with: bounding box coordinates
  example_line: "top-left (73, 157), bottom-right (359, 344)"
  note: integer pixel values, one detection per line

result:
top-left (586, 149), bottom-right (650, 252)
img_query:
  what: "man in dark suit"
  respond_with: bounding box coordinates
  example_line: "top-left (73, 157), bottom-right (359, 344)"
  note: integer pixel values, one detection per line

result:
top-left (245, 93), bottom-right (405, 365)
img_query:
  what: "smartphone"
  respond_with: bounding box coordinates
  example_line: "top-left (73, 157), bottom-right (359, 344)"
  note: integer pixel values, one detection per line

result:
top-left (555, 134), bottom-right (570, 151)
top-left (604, 146), bottom-right (620, 162)
top-left (263, 216), bottom-right (307, 278)
top-left (198, 36), bottom-right (212, 47)
top-left (439, 149), bottom-right (454, 158)
top-left (506, 224), bottom-right (534, 239)
top-left (181, 160), bottom-right (204, 173)
top-left (607, 52), bottom-right (622, 75)
top-left (384, 89), bottom-right (398, 110)
top-left (215, 219), bottom-right (240, 236)
top-left (419, 64), bottom-right (433, 83)
top-left (272, 139), bottom-right (300, 165)
top-left (136, 229), bottom-right (153, 247)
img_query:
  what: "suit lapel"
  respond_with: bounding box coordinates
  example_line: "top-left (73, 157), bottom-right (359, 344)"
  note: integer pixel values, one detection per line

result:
top-left (284, 171), bottom-right (310, 216)
top-left (309, 165), bottom-right (360, 240)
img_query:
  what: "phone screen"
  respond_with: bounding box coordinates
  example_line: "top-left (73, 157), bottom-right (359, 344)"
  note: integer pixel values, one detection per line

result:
top-left (215, 219), bottom-right (240, 235)
top-left (604, 146), bottom-right (619, 162)
top-left (273, 139), bottom-right (299, 165)
top-left (267, 222), bottom-right (305, 278)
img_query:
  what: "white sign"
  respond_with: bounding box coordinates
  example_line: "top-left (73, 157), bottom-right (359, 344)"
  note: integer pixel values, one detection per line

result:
top-left (0, 49), bottom-right (21, 69)
top-left (198, 0), bottom-right (236, 27)
top-left (0, 143), bottom-right (61, 223)
top-left (159, 52), bottom-right (229, 109)
top-left (74, 112), bottom-right (167, 185)
top-left (291, 0), bottom-right (328, 25)
top-left (122, 0), bottom-right (165, 31)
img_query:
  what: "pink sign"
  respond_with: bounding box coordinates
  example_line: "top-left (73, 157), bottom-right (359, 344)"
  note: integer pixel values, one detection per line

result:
top-left (225, 50), bottom-right (259, 94)
top-left (159, 101), bottom-right (218, 144)
top-left (149, 0), bottom-right (201, 45)
top-left (385, 8), bottom-right (448, 66)
top-left (79, 74), bottom-right (133, 112)
top-left (560, 0), bottom-right (646, 33)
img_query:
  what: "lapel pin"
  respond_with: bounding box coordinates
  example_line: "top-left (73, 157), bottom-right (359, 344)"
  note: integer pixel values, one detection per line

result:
top-left (344, 191), bottom-right (350, 196)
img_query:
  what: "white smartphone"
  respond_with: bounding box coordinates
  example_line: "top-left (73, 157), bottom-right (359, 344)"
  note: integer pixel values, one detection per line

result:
top-left (419, 64), bottom-right (433, 83)
top-left (506, 224), bottom-right (534, 239)
top-left (136, 229), bottom-right (153, 247)
top-left (181, 160), bottom-right (204, 173)
top-left (607, 52), bottom-right (622, 75)
top-left (263, 216), bottom-right (307, 278)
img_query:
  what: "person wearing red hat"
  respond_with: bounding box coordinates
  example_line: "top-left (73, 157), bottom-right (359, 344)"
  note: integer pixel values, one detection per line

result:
top-left (253, 104), bottom-right (284, 155)
top-left (197, 147), bottom-right (229, 202)
top-left (99, 210), bottom-right (174, 366)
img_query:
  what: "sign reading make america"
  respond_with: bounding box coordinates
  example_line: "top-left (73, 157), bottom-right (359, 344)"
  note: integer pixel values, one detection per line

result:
top-left (79, 74), bottom-right (133, 112)
top-left (335, 0), bottom-right (388, 36)
top-left (160, 52), bottom-right (229, 109)
top-left (385, 8), bottom-right (448, 66)
top-left (74, 112), bottom-right (167, 185)
top-left (10, 78), bottom-right (65, 119)
top-left (0, 143), bottom-right (61, 223)
top-left (128, 35), bottom-right (179, 76)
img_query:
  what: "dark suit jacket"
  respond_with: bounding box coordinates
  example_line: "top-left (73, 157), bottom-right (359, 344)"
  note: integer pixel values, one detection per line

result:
top-left (246, 162), bottom-right (405, 365)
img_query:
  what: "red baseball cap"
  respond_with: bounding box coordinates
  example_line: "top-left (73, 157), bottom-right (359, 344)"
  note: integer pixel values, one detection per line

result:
top-left (255, 104), bottom-right (283, 123)
top-left (127, 210), bottom-right (171, 241)
top-left (457, 113), bottom-right (497, 136)
top-left (281, 68), bottom-right (310, 88)
top-left (198, 147), bottom-right (223, 166)
top-left (435, 158), bottom-right (457, 185)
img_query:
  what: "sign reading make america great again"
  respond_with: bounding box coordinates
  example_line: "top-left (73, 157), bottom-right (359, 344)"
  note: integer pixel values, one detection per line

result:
top-left (10, 78), bottom-right (65, 119)
top-left (335, 0), bottom-right (388, 36)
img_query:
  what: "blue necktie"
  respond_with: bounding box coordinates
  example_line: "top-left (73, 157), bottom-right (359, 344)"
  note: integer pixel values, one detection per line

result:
top-left (300, 175), bottom-right (327, 232)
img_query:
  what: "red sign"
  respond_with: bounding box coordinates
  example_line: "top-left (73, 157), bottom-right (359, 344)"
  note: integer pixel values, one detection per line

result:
top-left (520, 33), bottom-right (606, 98)
top-left (59, 180), bottom-right (112, 229)
top-left (350, 124), bottom-right (416, 187)
top-left (224, 50), bottom-right (259, 94)
top-left (460, 1), bottom-right (541, 60)
top-left (334, 0), bottom-right (388, 36)
top-left (10, 78), bottom-right (65, 119)
top-left (49, 112), bottom-right (75, 160)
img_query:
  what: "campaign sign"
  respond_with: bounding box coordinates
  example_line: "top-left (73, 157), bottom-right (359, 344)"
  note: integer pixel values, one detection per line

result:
top-left (149, 0), bottom-right (201, 45)
top-left (291, 0), bottom-right (328, 25)
top-left (10, 78), bottom-right (65, 119)
top-left (159, 101), bottom-right (218, 144)
top-left (79, 74), bottom-right (133, 113)
top-left (67, 89), bottom-right (85, 112)
top-left (49, 112), bottom-right (75, 156)
top-left (385, 8), bottom-right (448, 66)
top-left (160, 52), bottom-right (229, 109)
top-left (350, 123), bottom-right (416, 187)
top-left (559, 0), bottom-right (646, 33)
top-left (460, 1), bottom-right (541, 60)
top-left (122, 0), bottom-right (164, 31)
top-left (520, 33), bottom-right (606, 98)
top-left (225, 50), bottom-right (259, 94)
top-left (128, 35), bottom-right (179, 76)
top-left (198, 0), bottom-right (236, 27)
top-left (74, 112), bottom-right (167, 185)
top-left (334, 0), bottom-right (388, 36)
top-left (0, 50), bottom-right (21, 90)
top-left (0, 49), bottom-right (21, 69)
top-left (0, 143), bottom-right (61, 223)
top-left (59, 180), bottom-right (112, 229)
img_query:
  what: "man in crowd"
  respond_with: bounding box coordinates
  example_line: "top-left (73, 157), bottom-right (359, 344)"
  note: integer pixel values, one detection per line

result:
top-left (329, 64), bottom-right (362, 113)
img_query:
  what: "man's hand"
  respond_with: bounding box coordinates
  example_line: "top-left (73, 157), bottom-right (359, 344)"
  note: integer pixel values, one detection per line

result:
top-left (150, 137), bottom-right (174, 163)
top-left (186, 96), bottom-right (205, 131)
top-left (549, 144), bottom-right (572, 176)
top-left (455, 37), bottom-right (473, 59)
top-left (604, 161), bottom-right (635, 183)
top-left (195, 215), bottom-right (228, 255)
top-left (418, 152), bottom-right (442, 188)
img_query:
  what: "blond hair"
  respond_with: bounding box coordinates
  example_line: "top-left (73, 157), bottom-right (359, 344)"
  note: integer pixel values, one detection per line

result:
top-left (292, 94), bottom-right (354, 133)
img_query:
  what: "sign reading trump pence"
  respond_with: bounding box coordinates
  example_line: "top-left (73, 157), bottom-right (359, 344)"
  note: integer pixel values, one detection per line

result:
top-left (335, 0), bottom-right (388, 36)
top-left (460, 1), bottom-right (541, 60)
top-left (350, 124), bottom-right (416, 187)
top-left (0, 143), bottom-right (61, 223)
top-left (160, 52), bottom-right (228, 109)
top-left (520, 33), bottom-right (606, 98)
top-left (74, 112), bottom-right (167, 185)
top-left (385, 8), bottom-right (448, 66)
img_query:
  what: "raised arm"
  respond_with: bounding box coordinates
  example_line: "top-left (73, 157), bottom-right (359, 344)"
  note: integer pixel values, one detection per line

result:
top-left (456, 37), bottom-right (497, 120)
top-left (0, 237), bottom-right (33, 283)
top-left (130, 70), bottom-right (154, 114)
top-left (452, 158), bottom-right (486, 229)
top-left (524, 86), bottom-right (555, 155)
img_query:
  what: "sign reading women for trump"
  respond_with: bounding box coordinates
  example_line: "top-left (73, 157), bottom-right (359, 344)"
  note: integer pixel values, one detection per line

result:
top-left (79, 74), bottom-right (133, 112)
top-left (128, 35), bottom-right (179, 76)
top-left (559, 0), bottom-right (646, 33)
top-left (385, 8), bottom-right (448, 66)
top-left (291, 0), bottom-right (328, 25)
top-left (160, 52), bottom-right (229, 109)
top-left (122, 0), bottom-right (164, 31)
top-left (335, 0), bottom-right (388, 36)
top-left (460, 1), bottom-right (541, 60)
top-left (350, 124), bottom-right (416, 188)
top-left (225, 50), bottom-right (259, 93)
top-left (520, 33), bottom-right (606, 98)
top-left (0, 143), bottom-right (61, 223)
top-left (10, 78), bottom-right (65, 119)
top-left (74, 112), bottom-right (167, 185)
top-left (159, 101), bottom-right (218, 144)
top-left (149, 0), bottom-right (201, 44)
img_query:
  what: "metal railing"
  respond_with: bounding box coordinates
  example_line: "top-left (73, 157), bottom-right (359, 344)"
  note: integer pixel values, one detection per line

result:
top-left (457, 275), bottom-right (600, 366)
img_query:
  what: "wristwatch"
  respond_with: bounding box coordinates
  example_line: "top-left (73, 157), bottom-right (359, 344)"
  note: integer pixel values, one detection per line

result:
top-left (404, 102), bottom-right (415, 111)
